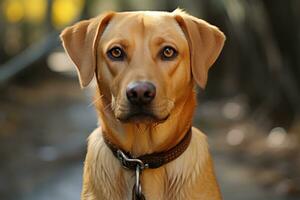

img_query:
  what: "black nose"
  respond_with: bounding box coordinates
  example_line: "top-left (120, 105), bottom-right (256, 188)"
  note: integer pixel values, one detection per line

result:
top-left (126, 81), bottom-right (156, 105)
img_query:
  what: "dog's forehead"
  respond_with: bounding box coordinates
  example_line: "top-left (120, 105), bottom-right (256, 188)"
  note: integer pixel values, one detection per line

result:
top-left (101, 11), bottom-right (185, 40)
top-left (115, 10), bottom-right (172, 22)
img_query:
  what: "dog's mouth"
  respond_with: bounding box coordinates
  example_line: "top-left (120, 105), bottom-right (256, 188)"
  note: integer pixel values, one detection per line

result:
top-left (120, 113), bottom-right (168, 123)
top-left (113, 97), bottom-right (174, 124)
top-left (116, 107), bottom-right (170, 124)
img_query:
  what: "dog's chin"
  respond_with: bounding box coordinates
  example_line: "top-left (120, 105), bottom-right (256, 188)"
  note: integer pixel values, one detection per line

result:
top-left (116, 112), bottom-right (169, 124)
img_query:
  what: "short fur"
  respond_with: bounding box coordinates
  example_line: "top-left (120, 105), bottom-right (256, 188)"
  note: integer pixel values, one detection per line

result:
top-left (60, 9), bottom-right (225, 200)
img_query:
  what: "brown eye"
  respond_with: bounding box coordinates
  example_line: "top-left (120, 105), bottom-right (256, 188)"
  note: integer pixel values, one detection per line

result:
top-left (107, 47), bottom-right (125, 61)
top-left (161, 46), bottom-right (178, 60)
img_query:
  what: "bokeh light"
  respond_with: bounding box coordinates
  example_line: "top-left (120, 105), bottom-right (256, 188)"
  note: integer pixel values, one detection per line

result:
top-left (24, 0), bottom-right (47, 24)
top-left (52, 0), bottom-right (84, 28)
top-left (3, 0), bottom-right (24, 23)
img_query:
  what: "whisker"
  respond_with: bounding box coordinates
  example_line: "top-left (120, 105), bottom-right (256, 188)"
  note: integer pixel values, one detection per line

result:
top-left (104, 103), bottom-right (112, 111)
top-left (88, 94), bottom-right (104, 107)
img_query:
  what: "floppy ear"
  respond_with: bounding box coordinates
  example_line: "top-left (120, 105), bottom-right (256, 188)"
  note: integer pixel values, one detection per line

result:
top-left (174, 10), bottom-right (225, 89)
top-left (60, 12), bottom-right (114, 87)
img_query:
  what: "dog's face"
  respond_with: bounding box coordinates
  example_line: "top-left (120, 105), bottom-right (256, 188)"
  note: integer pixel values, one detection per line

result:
top-left (98, 12), bottom-right (190, 123)
top-left (60, 10), bottom-right (225, 124)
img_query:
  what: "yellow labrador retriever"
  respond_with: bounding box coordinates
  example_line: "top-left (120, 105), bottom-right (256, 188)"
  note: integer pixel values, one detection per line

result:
top-left (61, 9), bottom-right (225, 200)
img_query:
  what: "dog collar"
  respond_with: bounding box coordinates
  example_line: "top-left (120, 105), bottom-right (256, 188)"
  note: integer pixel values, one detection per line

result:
top-left (103, 127), bottom-right (192, 170)
top-left (103, 128), bottom-right (191, 199)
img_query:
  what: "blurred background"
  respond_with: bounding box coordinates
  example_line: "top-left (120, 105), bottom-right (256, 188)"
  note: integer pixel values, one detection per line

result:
top-left (0, 0), bottom-right (300, 199)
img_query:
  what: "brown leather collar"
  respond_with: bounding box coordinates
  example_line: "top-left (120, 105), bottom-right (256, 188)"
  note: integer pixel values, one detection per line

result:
top-left (103, 128), bottom-right (192, 170)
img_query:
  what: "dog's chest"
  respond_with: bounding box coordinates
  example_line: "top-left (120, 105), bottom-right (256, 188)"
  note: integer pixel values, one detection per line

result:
top-left (140, 169), bottom-right (167, 199)
top-left (99, 158), bottom-right (198, 200)
top-left (89, 129), bottom-right (215, 200)
top-left (106, 167), bottom-right (167, 200)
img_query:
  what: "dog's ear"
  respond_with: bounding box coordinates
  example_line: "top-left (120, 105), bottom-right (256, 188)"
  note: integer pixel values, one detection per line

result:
top-left (60, 12), bottom-right (114, 87)
top-left (174, 10), bottom-right (225, 89)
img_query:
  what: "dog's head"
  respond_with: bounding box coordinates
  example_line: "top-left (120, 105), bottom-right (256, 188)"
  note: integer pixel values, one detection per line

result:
top-left (60, 10), bottom-right (225, 124)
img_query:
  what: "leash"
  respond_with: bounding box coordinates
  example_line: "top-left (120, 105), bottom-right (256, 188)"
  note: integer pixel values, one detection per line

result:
top-left (103, 128), bottom-right (192, 199)
top-left (117, 150), bottom-right (146, 200)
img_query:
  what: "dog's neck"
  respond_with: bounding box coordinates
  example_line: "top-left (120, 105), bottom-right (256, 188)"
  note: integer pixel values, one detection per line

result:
top-left (95, 84), bottom-right (196, 157)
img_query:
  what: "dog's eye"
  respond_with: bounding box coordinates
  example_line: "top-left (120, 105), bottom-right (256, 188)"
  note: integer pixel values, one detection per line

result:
top-left (107, 47), bottom-right (125, 61)
top-left (161, 46), bottom-right (178, 60)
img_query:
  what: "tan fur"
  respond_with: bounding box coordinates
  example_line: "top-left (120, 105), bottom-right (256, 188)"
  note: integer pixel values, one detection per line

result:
top-left (61, 9), bottom-right (225, 200)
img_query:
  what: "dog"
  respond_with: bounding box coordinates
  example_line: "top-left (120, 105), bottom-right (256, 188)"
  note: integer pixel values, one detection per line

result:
top-left (60, 9), bottom-right (225, 200)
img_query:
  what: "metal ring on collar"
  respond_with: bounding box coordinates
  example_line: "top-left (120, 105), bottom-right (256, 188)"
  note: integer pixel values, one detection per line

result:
top-left (116, 149), bottom-right (146, 169)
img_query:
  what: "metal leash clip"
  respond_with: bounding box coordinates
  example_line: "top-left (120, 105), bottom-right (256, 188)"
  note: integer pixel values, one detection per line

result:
top-left (133, 165), bottom-right (145, 200)
top-left (116, 150), bottom-right (146, 200)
